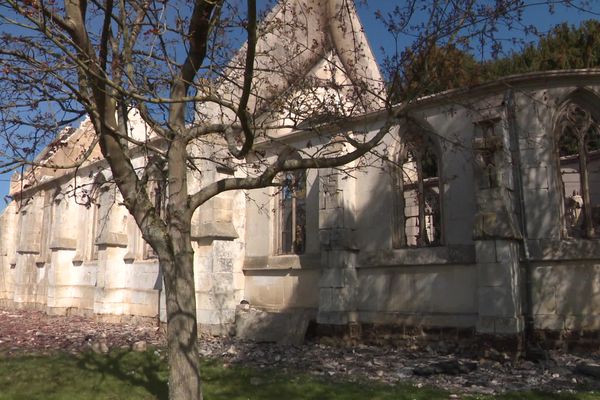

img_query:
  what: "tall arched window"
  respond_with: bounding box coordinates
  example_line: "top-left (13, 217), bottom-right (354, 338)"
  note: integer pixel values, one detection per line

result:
top-left (556, 101), bottom-right (600, 238)
top-left (393, 129), bottom-right (442, 248)
top-left (144, 172), bottom-right (167, 259)
top-left (278, 169), bottom-right (307, 255)
top-left (36, 190), bottom-right (57, 265)
top-left (90, 174), bottom-right (112, 260)
top-left (73, 173), bottom-right (110, 264)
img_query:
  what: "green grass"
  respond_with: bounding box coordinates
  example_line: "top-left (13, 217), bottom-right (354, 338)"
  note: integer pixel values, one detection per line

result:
top-left (0, 350), bottom-right (599, 400)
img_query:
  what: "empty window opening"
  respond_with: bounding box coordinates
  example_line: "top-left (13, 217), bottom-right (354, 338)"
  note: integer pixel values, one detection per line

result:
top-left (279, 170), bottom-right (307, 255)
top-left (558, 103), bottom-right (600, 238)
top-left (394, 132), bottom-right (442, 248)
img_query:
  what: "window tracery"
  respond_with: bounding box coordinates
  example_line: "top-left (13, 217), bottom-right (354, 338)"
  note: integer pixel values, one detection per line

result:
top-left (393, 130), bottom-right (442, 248)
top-left (557, 102), bottom-right (600, 238)
top-left (278, 169), bottom-right (307, 255)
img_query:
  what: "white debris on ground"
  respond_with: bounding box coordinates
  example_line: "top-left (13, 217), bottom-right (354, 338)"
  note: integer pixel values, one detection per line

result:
top-left (1, 309), bottom-right (600, 395)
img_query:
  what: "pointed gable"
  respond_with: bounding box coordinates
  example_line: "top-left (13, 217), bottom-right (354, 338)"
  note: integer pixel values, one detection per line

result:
top-left (200, 0), bottom-right (384, 130)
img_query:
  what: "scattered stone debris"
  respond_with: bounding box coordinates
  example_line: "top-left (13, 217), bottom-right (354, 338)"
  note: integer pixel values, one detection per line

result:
top-left (0, 309), bottom-right (163, 356)
top-left (413, 359), bottom-right (478, 376)
top-left (132, 340), bottom-right (148, 352)
top-left (2, 308), bottom-right (600, 395)
top-left (575, 363), bottom-right (600, 379)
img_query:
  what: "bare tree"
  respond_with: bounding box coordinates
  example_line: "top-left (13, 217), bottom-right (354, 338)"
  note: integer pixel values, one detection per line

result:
top-left (0, 0), bottom-right (594, 399)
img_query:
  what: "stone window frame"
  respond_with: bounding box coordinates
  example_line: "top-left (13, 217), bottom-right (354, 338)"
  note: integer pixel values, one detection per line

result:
top-left (73, 173), bottom-right (110, 263)
top-left (391, 121), bottom-right (444, 249)
top-left (35, 189), bottom-right (58, 266)
top-left (143, 173), bottom-right (168, 260)
top-left (124, 169), bottom-right (167, 263)
top-left (275, 168), bottom-right (308, 255)
top-left (15, 196), bottom-right (41, 256)
top-left (554, 94), bottom-right (600, 240)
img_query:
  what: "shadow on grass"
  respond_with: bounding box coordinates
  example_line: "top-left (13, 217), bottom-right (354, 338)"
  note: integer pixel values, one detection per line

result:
top-left (4, 351), bottom-right (599, 400)
top-left (200, 359), bottom-right (447, 400)
top-left (495, 391), bottom-right (600, 400)
top-left (76, 350), bottom-right (169, 399)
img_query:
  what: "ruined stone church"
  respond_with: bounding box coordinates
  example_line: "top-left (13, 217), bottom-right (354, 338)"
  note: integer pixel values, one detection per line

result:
top-left (1, 0), bottom-right (600, 342)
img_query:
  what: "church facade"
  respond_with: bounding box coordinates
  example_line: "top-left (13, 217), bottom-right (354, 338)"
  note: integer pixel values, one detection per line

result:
top-left (1, 0), bottom-right (600, 341)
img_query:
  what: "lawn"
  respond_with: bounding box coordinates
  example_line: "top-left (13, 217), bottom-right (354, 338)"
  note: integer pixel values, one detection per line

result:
top-left (0, 350), bottom-right (599, 400)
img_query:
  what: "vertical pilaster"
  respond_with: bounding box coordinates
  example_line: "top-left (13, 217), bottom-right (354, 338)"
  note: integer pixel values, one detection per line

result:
top-left (472, 115), bottom-right (524, 335)
top-left (191, 167), bottom-right (242, 334)
top-left (317, 167), bottom-right (359, 327)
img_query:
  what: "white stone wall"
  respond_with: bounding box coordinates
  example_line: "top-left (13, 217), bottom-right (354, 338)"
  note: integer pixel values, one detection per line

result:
top-left (3, 75), bottom-right (600, 337)
top-left (242, 78), bottom-right (600, 335)
top-left (532, 261), bottom-right (600, 331)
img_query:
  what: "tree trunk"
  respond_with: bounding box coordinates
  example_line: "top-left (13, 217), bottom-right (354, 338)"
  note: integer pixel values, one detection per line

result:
top-left (161, 240), bottom-right (202, 400)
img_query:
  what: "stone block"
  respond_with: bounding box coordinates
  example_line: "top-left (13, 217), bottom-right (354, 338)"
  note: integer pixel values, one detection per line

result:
top-left (534, 314), bottom-right (565, 331)
top-left (565, 315), bottom-right (600, 331)
top-left (130, 289), bottom-right (156, 305)
top-left (475, 241), bottom-right (496, 263)
top-left (128, 302), bottom-right (157, 317)
top-left (494, 241), bottom-right (519, 263)
top-left (49, 237), bottom-right (77, 251)
top-left (236, 307), bottom-right (311, 344)
top-left (214, 257), bottom-right (234, 273)
top-left (529, 240), bottom-right (600, 261)
top-left (384, 273), bottom-right (412, 312)
top-left (531, 275), bottom-right (557, 315)
top-left (421, 314), bottom-right (478, 328)
top-left (554, 273), bottom-right (599, 316)
top-left (445, 217), bottom-right (474, 245)
top-left (478, 286), bottom-right (519, 317)
top-left (319, 208), bottom-right (343, 229)
top-left (285, 271), bottom-right (320, 308)
top-left (324, 250), bottom-right (357, 270)
top-left (324, 287), bottom-right (352, 312)
top-left (429, 267), bottom-right (478, 314)
top-left (196, 292), bottom-right (216, 310)
top-left (319, 268), bottom-right (344, 288)
top-left (524, 189), bottom-right (561, 240)
top-left (476, 317), bottom-right (496, 334)
top-left (318, 287), bottom-right (334, 311)
top-left (521, 147), bottom-right (553, 167)
top-left (265, 254), bottom-right (304, 269)
top-left (244, 275), bottom-right (285, 308)
top-left (212, 272), bottom-right (234, 292)
top-left (326, 228), bottom-right (358, 250)
top-left (356, 273), bottom-right (385, 311)
top-left (96, 232), bottom-right (128, 247)
top-left (523, 166), bottom-right (549, 189)
top-left (197, 308), bottom-right (236, 326)
top-left (194, 254), bottom-right (213, 273)
top-left (316, 310), bottom-right (349, 325)
top-left (192, 222), bottom-right (238, 241)
top-left (473, 210), bottom-right (521, 240)
top-left (232, 272), bottom-right (245, 291)
top-left (494, 316), bottom-right (524, 334)
top-left (318, 230), bottom-right (331, 246)
top-left (478, 262), bottom-right (510, 287)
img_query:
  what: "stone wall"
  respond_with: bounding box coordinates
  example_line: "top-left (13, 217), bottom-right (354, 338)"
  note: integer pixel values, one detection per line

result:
top-left (532, 261), bottom-right (600, 331)
top-left (242, 77), bottom-right (600, 338)
top-left (3, 74), bottom-right (600, 341)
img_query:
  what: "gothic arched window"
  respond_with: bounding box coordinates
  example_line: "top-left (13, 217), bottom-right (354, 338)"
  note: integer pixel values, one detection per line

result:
top-left (144, 171), bottom-right (167, 259)
top-left (278, 169), bottom-right (307, 255)
top-left (556, 102), bottom-right (600, 238)
top-left (393, 130), bottom-right (442, 248)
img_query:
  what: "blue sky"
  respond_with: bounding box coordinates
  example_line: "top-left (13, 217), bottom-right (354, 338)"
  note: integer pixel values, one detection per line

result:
top-left (357, 1), bottom-right (600, 64)
top-left (0, 0), bottom-right (598, 211)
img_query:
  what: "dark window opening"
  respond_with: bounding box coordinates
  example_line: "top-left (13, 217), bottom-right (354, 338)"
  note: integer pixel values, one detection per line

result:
top-left (279, 170), bottom-right (306, 255)
top-left (394, 133), bottom-right (442, 248)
